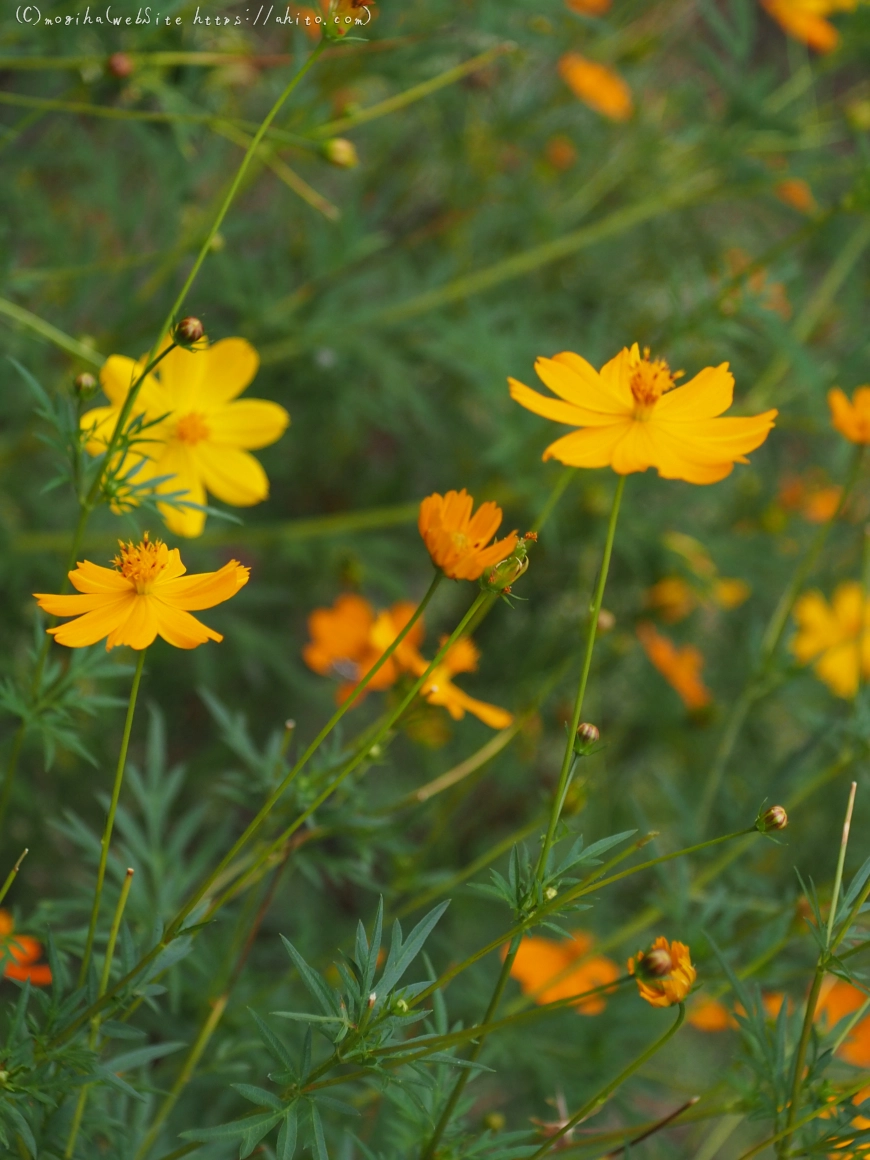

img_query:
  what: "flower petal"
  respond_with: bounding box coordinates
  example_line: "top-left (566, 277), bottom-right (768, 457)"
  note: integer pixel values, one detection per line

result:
top-left (69, 561), bottom-right (132, 594)
top-left (156, 345), bottom-right (208, 411)
top-left (158, 560), bottom-right (250, 610)
top-left (105, 594), bottom-right (160, 651)
top-left (205, 399), bottom-right (290, 449)
top-left (203, 338), bottom-right (260, 404)
top-left (537, 354), bottom-right (632, 417)
top-left (150, 601), bottom-right (223, 649)
top-left (152, 443), bottom-right (207, 538)
top-left (194, 444), bottom-right (269, 507)
top-left (508, 378), bottom-right (590, 427)
top-left (541, 421), bottom-right (634, 467)
top-left (47, 597), bottom-right (135, 648)
top-left (654, 364), bottom-right (735, 420)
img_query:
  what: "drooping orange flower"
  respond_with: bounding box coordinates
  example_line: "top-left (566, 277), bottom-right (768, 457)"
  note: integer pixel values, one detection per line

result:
top-left (829, 386), bottom-right (870, 444)
top-left (0, 911), bottom-right (52, 986)
top-left (776, 177), bottom-right (818, 213)
top-left (792, 583), bottom-right (870, 699)
top-left (636, 622), bottom-right (713, 711)
top-left (558, 53), bottom-right (633, 121)
top-left (509, 931), bottom-right (621, 1015)
top-left (761, 0), bottom-right (856, 53)
top-left (303, 594), bottom-right (427, 701)
top-left (34, 535), bottom-right (249, 651)
top-left (628, 937), bottom-right (696, 1007)
top-left (509, 344), bottom-right (777, 484)
top-left (420, 637), bottom-right (513, 729)
top-left (418, 490), bottom-right (518, 581)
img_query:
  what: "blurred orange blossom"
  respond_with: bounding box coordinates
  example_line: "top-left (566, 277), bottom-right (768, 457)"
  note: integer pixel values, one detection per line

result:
top-left (0, 911), bottom-right (51, 986)
top-left (761, 0), bottom-right (856, 53)
top-left (636, 622), bottom-right (713, 710)
top-left (509, 931), bottom-right (620, 1014)
top-left (829, 386), bottom-right (870, 444)
top-left (629, 937), bottom-right (696, 1007)
top-left (792, 583), bottom-right (870, 698)
top-left (558, 53), bottom-right (633, 121)
top-left (419, 490), bottom-right (518, 581)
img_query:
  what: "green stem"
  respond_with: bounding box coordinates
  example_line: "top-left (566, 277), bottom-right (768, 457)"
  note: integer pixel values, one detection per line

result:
top-left (79, 651), bottom-right (146, 987)
top-left (527, 1003), bottom-right (686, 1158)
top-left (537, 475), bottom-right (626, 878)
top-left (0, 849), bottom-right (27, 908)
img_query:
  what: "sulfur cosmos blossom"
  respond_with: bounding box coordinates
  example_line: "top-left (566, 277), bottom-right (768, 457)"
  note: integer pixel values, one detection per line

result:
top-left (34, 535), bottom-right (249, 651)
top-left (420, 637), bottom-right (513, 730)
top-left (792, 582), bottom-right (870, 699)
top-left (81, 337), bottom-right (289, 538)
top-left (557, 53), bottom-right (633, 122)
top-left (509, 343), bottom-right (777, 484)
top-left (509, 931), bottom-right (620, 1015)
top-left (0, 910), bottom-right (52, 986)
top-left (761, 0), bottom-right (856, 53)
top-left (303, 593), bottom-right (427, 701)
top-left (419, 490), bottom-right (518, 581)
top-left (636, 622), bottom-right (712, 711)
top-left (828, 385), bottom-right (870, 444)
top-left (629, 937), bottom-right (696, 1007)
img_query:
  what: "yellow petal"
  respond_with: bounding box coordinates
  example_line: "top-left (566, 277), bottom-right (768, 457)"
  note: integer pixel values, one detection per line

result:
top-left (105, 594), bottom-right (160, 651)
top-left (47, 597), bottom-right (135, 648)
top-left (509, 378), bottom-right (597, 427)
top-left (654, 364), bottom-right (735, 421)
top-left (70, 561), bottom-right (133, 593)
top-left (152, 443), bottom-right (207, 538)
top-left (156, 345), bottom-right (207, 411)
top-left (203, 338), bottom-right (260, 404)
top-left (542, 422), bottom-right (633, 466)
top-left (194, 444), bottom-right (269, 507)
top-left (158, 560), bottom-right (250, 610)
top-left (792, 591), bottom-right (840, 661)
top-left (151, 601), bottom-right (223, 649)
top-left (36, 592), bottom-right (125, 616)
top-left (815, 642), bottom-right (859, 698)
top-left (610, 422), bottom-right (658, 475)
top-left (205, 399), bottom-right (290, 449)
top-left (537, 354), bottom-right (631, 417)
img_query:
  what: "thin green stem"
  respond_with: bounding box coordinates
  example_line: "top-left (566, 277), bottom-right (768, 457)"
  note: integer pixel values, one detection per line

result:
top-left (0, 849), bottom-right (28, 908)
top-left (527, 1004), bottom-right (686, 1158)
top-left (537, 475), bottom-right (626, 878)
top-left (827, 781), bottom-right (857, 946)
top-left (79, 651), bottom-right (147, 987)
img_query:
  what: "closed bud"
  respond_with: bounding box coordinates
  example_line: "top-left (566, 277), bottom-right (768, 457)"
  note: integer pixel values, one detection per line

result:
top-left (174, 316), bottom-right (205, 345)
top-left (573, 721), bottom-right (600, 756)
top-left (635, 947), bottom-right (674, 979)
top-left (73, 372), bottom-right (98, 399)
top-left (368, 991), bottom-right (377, 1008)
top-left (757, 805), bottom-right (788, 833)
top-left (544, 886), bottom-right (557, 901)
top-left (394, 997), bottom-right (408, 1013)
top-left (324, 138), bottom-right (359, 168)
top-left (108, 52), bottom-right (135, 78)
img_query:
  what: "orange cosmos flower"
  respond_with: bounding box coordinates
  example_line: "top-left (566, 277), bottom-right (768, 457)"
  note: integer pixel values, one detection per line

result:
top-left (420, 637), bottom-right (513, 729)
top-left (34, 535), bottom-right (249, 651)
top-left (629, 937), bottom-right (696, 1007)
top-left (509, 344), bottom-right (777, 485)
top-left (636, 622), bottom-right (712, 711)
top-left (418, 490), bottom-right (518, 581)
top-left (0, 911), bottom-right (52, 986)
top-left (761, 0), bottom-right (856, 53)
top-left (776, 177), bottom-right (818, 213)
top-left (558, 53), bottom-right (633, 121)
top-left (829, 386), bottom-right (870, 444)
top-left (688, 995), bottom-right (735, 1031)
top-left (792, 583), bottom-right (870, 699)
top-left (565, 0), bottom-right (611, 12)
top-left (509, 931), bottom-right (620, 1014)
top-left (303, 593), bottom-right (427, 701)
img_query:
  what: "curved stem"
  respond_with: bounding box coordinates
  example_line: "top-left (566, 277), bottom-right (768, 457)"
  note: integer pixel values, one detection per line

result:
top-left (79, 650), bottom-right (147, 987)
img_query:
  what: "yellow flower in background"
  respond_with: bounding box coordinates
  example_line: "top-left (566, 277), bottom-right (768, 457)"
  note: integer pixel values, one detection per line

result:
top-left (420, 637), bottom-right (513, 729)
top-left (761, 0), bottom-right (856, 53)
top-left (509, 344), bottom-right (777, 484)
top-left (558, 53), bottom-right (633, 121)
top-left (81, 338), bottom-right (290, 538)
top-left (418, 490), bottom-right (518, 581)
top-left (629, 937), bottom-right (696, 1007)
top-left (829, 386), bottom-right (870, 444)
top-left (34, 535), bottom-right (249, 650)
top-left (792, 582), bottom-right (870, 698)
top-left (636, 622), bottom-right (712, 710)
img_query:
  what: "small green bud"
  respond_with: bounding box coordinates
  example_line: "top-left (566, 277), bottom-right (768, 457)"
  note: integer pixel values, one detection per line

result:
top-left (573, 722), bottom-right (600, 756)
top-left (73, 372), bottom-right (98, 399)
top-left (757, 805), bottom-right (788, 833)
top-left (174, 316), bottom-right (205, 346)
top-left (323, 138), bottom-right (359, 168)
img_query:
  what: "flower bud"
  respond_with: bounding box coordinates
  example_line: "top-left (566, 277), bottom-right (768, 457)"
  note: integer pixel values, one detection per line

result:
top-left (635, 947), bottom-right (674, 979)
top-left (174, 316), bottom-right (205, 346)
top-left (573, 721), bottom-right (600, 757)
top-left (73, 372), bottom-right (98, 399)
top-left (368, 991), bottom-right (377, 1008)
top-left (757, 805), bottom-right (788, 833)
top-left (108, 52), bottom-right (135, 78)
top-left (544, 886), bottom-right (557, 901)
top-left (323, 138), bottom-right (359, 168)
top-left (597, 608), bottom-right (616, 633)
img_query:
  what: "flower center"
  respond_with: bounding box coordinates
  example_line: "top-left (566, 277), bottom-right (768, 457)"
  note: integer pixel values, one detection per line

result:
top-left (175, 412), bottom-right (211, 445)
top-left (112, 533), bottom-right (168, 593)
top-left (629, 349), bottom-right (681, 419)
top-left (450, 531), bottom-right (469, 552)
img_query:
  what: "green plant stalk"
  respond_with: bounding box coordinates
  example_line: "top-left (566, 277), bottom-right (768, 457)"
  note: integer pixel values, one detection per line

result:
top-left (745, 1076), bottom-right (870, 1160)
top-left (0, 296), bottom-right (104, 366)
top-left (0, 849), bottom-right (27, 908)
top-left (527, 1003), bottom-right (686, 1159)
top-left (79, 651), bottom-right (146, 987)
top-left (537, 475), bottom-right (626, 878)
top-left (697, 446), bottom-right (864, 831)
top-left (827, 781), bottom-right (857, 946)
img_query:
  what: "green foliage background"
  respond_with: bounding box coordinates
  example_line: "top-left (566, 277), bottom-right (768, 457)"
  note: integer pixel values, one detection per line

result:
top-left (2, 0), bottom-right (870, 1155)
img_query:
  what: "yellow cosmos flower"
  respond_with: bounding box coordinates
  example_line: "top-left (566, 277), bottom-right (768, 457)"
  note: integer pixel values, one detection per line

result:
top-left (509, 343), bottom-right (777, 484)
top-left (828, 385), bottom-right (870, 444)
top-left (761, 0), bottom-right (856, 53)
top-left (557, 53), bottom-right (633, 121)
top-left (418, 490), bottom-right (518, 581)
top-left (81, 338), bottom-right (289, 538)
top-left (792, 582), bottom-right (870, 698)
top-left (34, 535), bottom-right (249, 651)
top-left (628, 937), bottom-right (696, 1007)
top-left (420, 637), bottom-right (513, 729)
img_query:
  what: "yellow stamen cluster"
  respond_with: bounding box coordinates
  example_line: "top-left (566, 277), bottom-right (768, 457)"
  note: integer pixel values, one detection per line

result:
top-left (175, 412), bottom-right (211, 445)
top-left (112, 534), bottom-right (169, 592)
top-left (629, 349), bottom-right (681, 416)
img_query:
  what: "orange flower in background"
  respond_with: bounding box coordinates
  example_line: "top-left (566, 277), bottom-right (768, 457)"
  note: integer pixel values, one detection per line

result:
top-left (420, 637), bottom-right (513, 729)
top-left (509, 931), bottom-right (621, 1014)
top-left (558, 53), bottom-right (633, 121)
top-left (829, 386), bottom-right (870, 444)
top-left (688, 995), bottom-right (735, 1031)
top-left (792, 583), bottom-right (870, 699)
top-left (636, 622), bottom-right (712, 710)
top-left (722, 248), bottom-right (791, 320)
top-left (34, 535), bottom-right (249, 651)
top-left (545, 135), bottom-right (578, 170)
top-left (629, 937), bottom-right (696, 1007)
top-left (509, 344), bottom-right (777, 484)
top-left (778, 473), bottom-right (843, 522)
top-left (303, 594), bottom-right (426, 701)
top-left (0, 911), bottom-right (52, 986)
top-left (419, 490), bottom-right (518, 581)
top-left (818, 979), bottom-right (870, 1067)
top-left (565, 0), bottom-right (611, 13)
top-left (761, 0), bottom-right (856, 53)
top-left (775, 177), bottom-right (818, 213)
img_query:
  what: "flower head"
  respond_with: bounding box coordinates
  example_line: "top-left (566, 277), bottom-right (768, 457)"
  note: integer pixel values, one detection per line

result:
top-left (509, 931), bottom-right (620, 1015)
top-left (510, 344), bottom-right (776, 484)
top-left (34, 534), bottom-right (249, 651)
top-left (776, 178), bottom-right (817, 213)
top-left (303, 593), bottom-right (426, 701)
top-left (0, 911), bottom-right (51, 986)
top-left (81, 337), bottom-right (289, 538)
top-left (628, 937), bottom-right (696, 1007)
top-left (637, 622), bottom-right (712, 711)
top-left (792, 582), bottom-right (870, 698)
top-left (829, 386), bottom-right (870, 445)
top-left (419, 490), bottom-right (518, 581)
top-left (761, 0), bottom-right (856, 53)
top-left (558, 53), bottom-right (633, 121)
top-left (564, 0), bottom-right (611, 13)
top-left (420, 637), bottom-right (513, 729)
